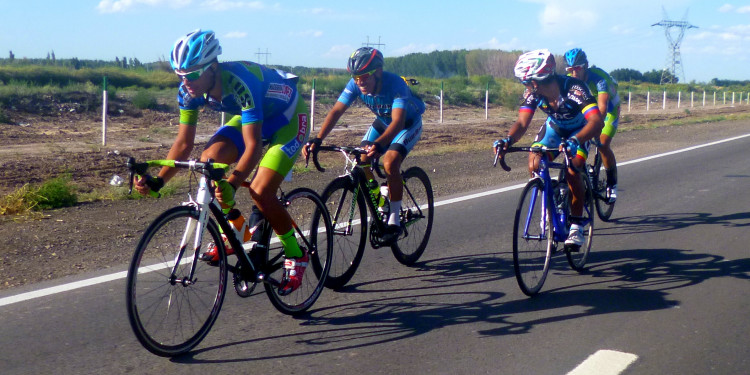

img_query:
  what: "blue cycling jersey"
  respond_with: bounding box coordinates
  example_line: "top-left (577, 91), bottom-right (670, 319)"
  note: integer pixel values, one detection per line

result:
top-left (520, 75), bottom-right (599, 134)
top-left (177, 61), bottom-right (299, 139)
top-left (337, 71), bottom-right (425, 127)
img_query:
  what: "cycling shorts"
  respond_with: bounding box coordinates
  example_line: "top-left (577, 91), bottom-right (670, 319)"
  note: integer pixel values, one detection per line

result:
top-left (361, 117), bottom-right (422, 158)
top-left (532, 121), bottom-right (590, 161)
top-left (601, 108), bottom-right (619, 139)
top-left (206, 94), bottom-right (309, 178)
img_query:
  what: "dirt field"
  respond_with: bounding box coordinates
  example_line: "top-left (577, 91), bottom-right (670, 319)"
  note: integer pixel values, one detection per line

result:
top-left (1, 93), bottom-right (749, 290)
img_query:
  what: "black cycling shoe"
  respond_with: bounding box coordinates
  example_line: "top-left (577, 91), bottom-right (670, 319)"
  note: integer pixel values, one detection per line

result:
top-left (381, 224), bottom-right (403, 245)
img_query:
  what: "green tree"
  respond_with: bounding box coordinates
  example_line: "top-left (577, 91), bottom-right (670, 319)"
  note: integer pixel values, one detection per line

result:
top-left (610, 68), bottom-right (643, 82)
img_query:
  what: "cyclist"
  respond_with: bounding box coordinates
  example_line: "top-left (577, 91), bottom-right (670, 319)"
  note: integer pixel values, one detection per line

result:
top-left (564, 48), bottom-right (620, 203)
top-left (494, 49), bottom-right (603, 247)
top-left (134, 29), bottom-right (310, 296)
top-left (302, 47), bottom-right (425, 244)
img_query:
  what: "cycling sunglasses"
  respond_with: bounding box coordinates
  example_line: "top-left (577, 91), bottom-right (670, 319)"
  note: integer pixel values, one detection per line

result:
top-left (352, 69), bottom-right (377, 83)
top-left (565, 65), bottom-right (585, 73)
top-left (176, 64), bottom-right (211, 81)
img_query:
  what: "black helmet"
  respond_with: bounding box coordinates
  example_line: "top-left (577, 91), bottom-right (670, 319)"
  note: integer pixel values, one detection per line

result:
top-left (347, 47), bottom-right (384, 75)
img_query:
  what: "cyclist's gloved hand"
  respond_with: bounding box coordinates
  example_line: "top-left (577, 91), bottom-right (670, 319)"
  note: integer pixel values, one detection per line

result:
top-left (493, 137), bottom-right (513, 151)
top-left (215, 179), bottom-right (236, 214)
top-left (135, 175), bottom-right (164, 197)
top-left (303, 137), bottom-right (322, 159)
top-left (565, 137), bottom-right (579, 157)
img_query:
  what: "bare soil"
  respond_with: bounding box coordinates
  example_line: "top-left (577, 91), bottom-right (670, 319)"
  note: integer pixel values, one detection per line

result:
top-left (1, 93), bottom-right (748, 290)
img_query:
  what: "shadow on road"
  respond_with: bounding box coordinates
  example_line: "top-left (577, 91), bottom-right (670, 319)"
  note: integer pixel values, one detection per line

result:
top-left (171, 239), bottom-right (749, 363)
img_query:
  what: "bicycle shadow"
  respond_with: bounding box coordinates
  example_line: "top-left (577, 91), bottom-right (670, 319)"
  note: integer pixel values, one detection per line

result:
top-left (595, 211), bottom-right (750, 237)
top-left (169, 244), bottom-right (748, 364)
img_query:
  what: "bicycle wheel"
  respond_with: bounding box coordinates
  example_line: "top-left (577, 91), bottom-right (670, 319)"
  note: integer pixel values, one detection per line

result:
top-left (591, 151), bottom-right (615, 221)
top-left (126, 206), bottom-right (227, 357)
top-left (264, 187), bottom-right (333, 315)
top-left (566, 173), bottom-right (594, 271)
top-left (513, 178), bottom-right (553, 296)
top-left (320, 176), bottom-right (367, 289)
top-left (391, 166), bottom-right (434, 265)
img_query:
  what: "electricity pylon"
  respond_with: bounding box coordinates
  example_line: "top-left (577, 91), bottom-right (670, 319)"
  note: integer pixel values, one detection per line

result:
top-left (652, 8), bottom-right (697, 84)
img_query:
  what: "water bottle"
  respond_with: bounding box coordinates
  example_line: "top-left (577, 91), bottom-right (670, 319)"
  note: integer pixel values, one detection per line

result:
top-left (378, 184), bottom-right (390, 215)
top-left (226, 208), bottom-right (252, 243)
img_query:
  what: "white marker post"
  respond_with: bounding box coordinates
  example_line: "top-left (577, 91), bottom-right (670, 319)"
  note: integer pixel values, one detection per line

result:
top-left (102, 76), bottom-right (107, 146)
top-left (310, 79), bottom-right (316, 133)
top-left (485, 82), bottom-right (489, 120)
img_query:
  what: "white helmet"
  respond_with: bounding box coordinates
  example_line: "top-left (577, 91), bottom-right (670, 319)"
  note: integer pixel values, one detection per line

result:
top-left (170, 29), bottom-right (222, 71)
top-left (514, 49), bottom-right (556, 84)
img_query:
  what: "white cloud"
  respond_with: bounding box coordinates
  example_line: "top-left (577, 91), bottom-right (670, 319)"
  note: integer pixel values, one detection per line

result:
top-left (739, 6), bottom-right (750, 14)
top-left (392, 43), bottom-right (441, 56)
top-left (202, 0), bottom-right (264, 11)
top-left (97, 0), bottom-right (265, 13)
top-left (718, 4), bottom-right (734, 13)
top-left (97, 0), bottom-right (188, 13)
top-left (224, 31), bottom-right (247, 39)
top-left (290, 30), bottom-right (324, 38)
top-left (323, 44), bottom-right (353, 59)
top-left (479, 37), bottom-right (522, 50)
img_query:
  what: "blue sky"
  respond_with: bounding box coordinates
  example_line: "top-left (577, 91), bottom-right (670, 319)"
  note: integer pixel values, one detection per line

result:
top-left (2, 0), bottom-right (749, 82)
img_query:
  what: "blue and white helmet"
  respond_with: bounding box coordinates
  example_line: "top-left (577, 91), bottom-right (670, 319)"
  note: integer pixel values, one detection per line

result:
top-left (170, 29), bottom-right (222, 71)
top-left (564, 48), bottom-right (588, 68)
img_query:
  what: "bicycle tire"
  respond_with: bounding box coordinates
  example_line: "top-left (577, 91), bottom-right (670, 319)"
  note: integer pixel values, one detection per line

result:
top-left (391, 166), bottom-right (434, 265)
top-left (512, 178), bottom-right (553, 296)
top-left (264, 187), bottom-right (333, 315)
top-left (126, 206), bottom-right (227, 357)
top-left (566, 172), bottom-right (594, 271)
top-left (319, 176), bottom-right (367, 289)
top-left (591, 151), bottom-right (615, 221)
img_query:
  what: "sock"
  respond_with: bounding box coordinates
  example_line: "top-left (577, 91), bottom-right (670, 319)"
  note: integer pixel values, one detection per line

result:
top-left (606, 166), bottom-right (618, 186)
top-left (277, 228), bottom-right (303, 258)
top-left (388, 200), bottom-right (402, 226)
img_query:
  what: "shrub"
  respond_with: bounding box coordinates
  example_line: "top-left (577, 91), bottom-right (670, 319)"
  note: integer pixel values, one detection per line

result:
top-left (28, 175), bottom-right (78, 210)
top-left (132, 90), bottom-right (158, 109)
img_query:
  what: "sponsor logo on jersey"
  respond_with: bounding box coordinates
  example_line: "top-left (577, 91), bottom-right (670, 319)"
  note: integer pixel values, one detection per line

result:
top-left (280, 113), bottom-right (308, 158)
top-left (267, 83), bottom-right (293, 102)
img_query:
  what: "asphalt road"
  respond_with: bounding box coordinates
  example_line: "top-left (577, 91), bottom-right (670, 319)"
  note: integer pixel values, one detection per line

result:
top-left (1, 133), bottom-right (749, 375)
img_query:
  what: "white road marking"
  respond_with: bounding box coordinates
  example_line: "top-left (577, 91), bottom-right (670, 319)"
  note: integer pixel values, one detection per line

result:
top-left (566, 350), bottom-right (638, 375)
top-left (2, 133), bottom-right (750, 308)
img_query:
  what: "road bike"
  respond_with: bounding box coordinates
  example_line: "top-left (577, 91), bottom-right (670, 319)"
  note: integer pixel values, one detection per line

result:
top-left (587, 141), bottom-right (616, 221)
top-left (494, 143), bottom-right (594, 296)
top-left (124, 158), bottom-right (333, 357)
top-left (308, 145), bottom-right (434, 289)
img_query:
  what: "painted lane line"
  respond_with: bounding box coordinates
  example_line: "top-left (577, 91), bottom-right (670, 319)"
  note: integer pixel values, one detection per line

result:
top-left (2, 132), bottom-right (750, 307)
top-left (566, 349), bottom-right (638, 375)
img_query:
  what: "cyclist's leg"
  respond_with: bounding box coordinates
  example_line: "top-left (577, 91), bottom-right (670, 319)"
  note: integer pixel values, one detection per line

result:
top-left (255, 94), bottom-right (310, 259)
top-left (201, 116), bottom-right (243, 163)
top-left (567, 131), bottom-right (590, 217)
top-left (599, 110), bottom-right (619, 187)
top-left (529, 122), bottom-right (558, 176)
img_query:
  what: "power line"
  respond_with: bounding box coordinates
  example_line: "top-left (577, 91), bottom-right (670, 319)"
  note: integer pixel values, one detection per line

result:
top-left (652, 7), bottom-right (697, 84)
top-left (255, 48), bottom-right (271, 65)
top-left (362, 36), bottom-right (385, 50)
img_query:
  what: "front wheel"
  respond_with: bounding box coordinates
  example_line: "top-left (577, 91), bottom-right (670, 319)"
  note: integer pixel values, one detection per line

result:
top-left (126, 206), bottom-right (227, 357)
top-left (513, 178), bottom-right (553, 296)
top-left (391, 166), bottom-right (434, 265)
top-left (320, 176), bottom-right (367, 289)
top-left (566, 172), bottom-right (594, 271)
top-left (264, 188), bottom-right (333, 315)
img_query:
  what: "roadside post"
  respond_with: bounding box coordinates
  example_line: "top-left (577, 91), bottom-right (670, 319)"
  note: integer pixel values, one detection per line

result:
top-left (102, 76), bottom-right (107, 146)
top-left (484, 82), bottom-right (490, 120)
top-left (440, 81), bottom-right (444, 124)
top-left (311, 79), bottom-right (316, 133)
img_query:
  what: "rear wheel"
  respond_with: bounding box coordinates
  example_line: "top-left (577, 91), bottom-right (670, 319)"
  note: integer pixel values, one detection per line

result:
top-left (126, 206), bottom-right (227, 357)
top-left (591, 151), bottom-right (615, 221)
top-left (566, 173), bottom-right (594, 271)
top-left (512, 178), bottom-right (553, 296)
top-left (319, 176), bottom-right (367, 289)
top-left (265, 188), bottom-right (333, 315)
top-left (391, 167), bottom-right (434, 265)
